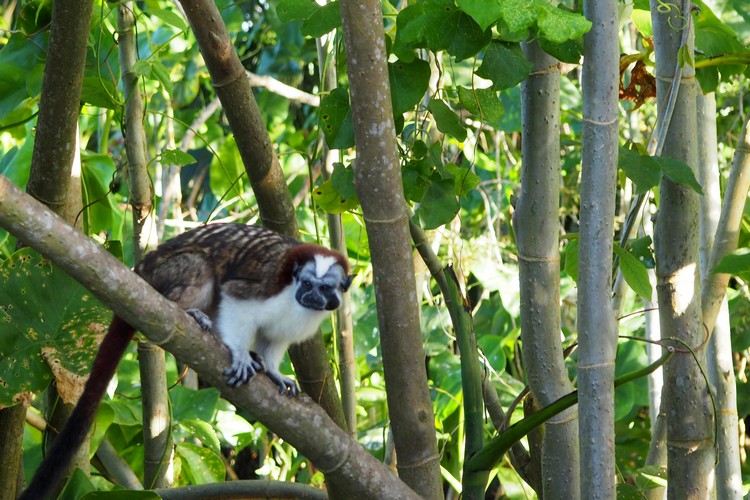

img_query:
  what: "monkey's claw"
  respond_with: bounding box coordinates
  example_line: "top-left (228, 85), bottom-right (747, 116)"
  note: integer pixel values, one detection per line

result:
top-left (186, 308), bottom-right (213, 331)
top-left (265, 371), bottom-right (300, 397)
top-left (224, 351), bottom-right (264, 387)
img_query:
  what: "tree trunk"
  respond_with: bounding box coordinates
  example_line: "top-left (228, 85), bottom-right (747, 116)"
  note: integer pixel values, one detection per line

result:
top-left (651, 2), bottom-right (714, 496)
top-left (339, 1), bottom-right (442, 497)
top-left (514, 41), bottom-right (579, 499)
top-left (577, 1), bottom-right (620, 497)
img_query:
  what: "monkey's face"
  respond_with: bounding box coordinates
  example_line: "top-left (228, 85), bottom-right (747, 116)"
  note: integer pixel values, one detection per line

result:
top-left (292, 256), bottom-right (353, 311)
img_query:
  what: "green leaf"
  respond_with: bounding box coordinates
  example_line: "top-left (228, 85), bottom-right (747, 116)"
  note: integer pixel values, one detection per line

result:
top-left (313, 179), bottom-right (359, 214)
top-left (422, 0), bottom-right (492, 61)
top-left (495, 0), bottom-right (537, 35)
top-left (535, 4), bottom-right (592, 44)
top-left (319, 87), bottom-right (355, 149)
top-left (276, 0), bottom-right (341, 37)
top-left (393, 4), bottom-right (427, 62)
top-left (713, 248), bottom-right (750, 275)
top-left (416, 179), bottom-right (460, 229)
top-left (389, 59), bottom-right (431, 116)
top-left (456, 0), bottom-right (503, 31)
top-left (402, 160), bottom-right (431, 203)
top-left (170, 386), bottom-right (221, 422)
top-left (160, 149), bottom-right (196, 167)
top-left (0, 249), bottom-right (110, 407)
top-left (209, 136), bottom-right (247, 199)
top-left (626, 236), bottom-right (655, 269)
top-left (444, 162), bottom-right (481, 196)
top-left (301, 1), bottom-right (341, 37)
top-left (331, 162), bottom-right (358, 200)
top-left (148, 8), bottom-right (188, 32)
top-left (618, 146), bottom-right (662, 194)
top-left (630, 9), bottom-right (652, 38)
top-left (179, 419), bottom-right (222, 454)
top-left (477, 335), bottom-right (507, 373)
top-left (81, 153), bottom-right (122, 237)
top-left (614, 245), bottom-right (653, 300)
top-left (150, 60), bottom-right (174, 94)
top-left (427, 99), bottom-right (467, 141)
top-left (275, 0), bottom-right (318, 22)
top-left (457, 86), bottom-right (504, 123)
top-left (476, 41), bottom-right (532, 90)
top-left (176, 442), bottom-right (225, 484)
top-left (656, 156), bottom-right (703, 194)
top-left (538, 36), bottom-right (584, 64)
top-left (0, 34), bottom-right (46, 121)
top-left (635, 465), bottom-right (669, 490)
top-left (564, 238), bottom-right (579, 282)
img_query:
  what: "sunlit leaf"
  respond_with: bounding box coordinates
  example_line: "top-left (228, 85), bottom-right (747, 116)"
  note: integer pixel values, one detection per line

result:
top-left (614, 245), bottom-right (653, 300)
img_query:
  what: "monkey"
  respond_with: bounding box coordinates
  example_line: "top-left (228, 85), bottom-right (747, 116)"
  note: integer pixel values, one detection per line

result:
top-left (20, 223), bottom-right (353, 499)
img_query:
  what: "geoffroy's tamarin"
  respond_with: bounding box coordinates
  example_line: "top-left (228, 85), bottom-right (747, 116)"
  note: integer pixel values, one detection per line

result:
top-left (20, 223), bottom-right (353, 499)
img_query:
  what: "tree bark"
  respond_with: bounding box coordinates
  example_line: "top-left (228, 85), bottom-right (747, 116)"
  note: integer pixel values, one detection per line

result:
top-left (514, 41), bottom-right (579, 499)
top-left (699, 97), bottom-right (750, 499)
top-left (339, 1), bottom-right (442, 497)
top-left (577, 1), bottom-right (620, 497)
top-left (651, 2), bottom-right (714, 496)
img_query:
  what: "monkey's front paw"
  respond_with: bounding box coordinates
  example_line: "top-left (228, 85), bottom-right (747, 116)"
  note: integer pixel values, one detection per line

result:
top-left (265, 370), bottom-right (300, 397)
top-left (224, 351), bottom-right (264, 387)
top-left (186, 308), bottom-right (213, 331)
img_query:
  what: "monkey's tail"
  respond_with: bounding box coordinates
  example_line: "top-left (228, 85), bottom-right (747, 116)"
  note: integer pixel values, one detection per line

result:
top-left (19, 315), bottom-right (136, 500)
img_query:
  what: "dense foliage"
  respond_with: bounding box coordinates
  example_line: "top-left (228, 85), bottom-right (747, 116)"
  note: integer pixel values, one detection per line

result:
top-left (1, 0), bottom-right (750, 497)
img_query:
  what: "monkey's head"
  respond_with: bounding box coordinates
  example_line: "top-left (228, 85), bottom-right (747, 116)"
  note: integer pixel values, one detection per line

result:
top-left (287, 247), bottom-right (353, 311)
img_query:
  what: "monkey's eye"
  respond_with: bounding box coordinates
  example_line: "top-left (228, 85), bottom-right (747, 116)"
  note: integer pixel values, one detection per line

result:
top-left (320, 284), bottom-right (332, 293)
top-left (301, 280), bottom-right (313, 290)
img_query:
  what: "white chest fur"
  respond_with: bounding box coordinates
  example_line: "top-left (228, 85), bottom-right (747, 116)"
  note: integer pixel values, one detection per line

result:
top-left (214, 287), bottom-right (328, 366)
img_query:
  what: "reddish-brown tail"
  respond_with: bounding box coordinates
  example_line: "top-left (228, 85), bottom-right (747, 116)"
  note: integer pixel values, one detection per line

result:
top-left (19, 315), bottom-right (136, 500)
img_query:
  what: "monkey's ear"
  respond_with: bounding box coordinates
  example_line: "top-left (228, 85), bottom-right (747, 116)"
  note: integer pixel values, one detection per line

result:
top-left (292, 260), bottom-right (301, 279)
top-left (341, 274), bottom-right (354, 292)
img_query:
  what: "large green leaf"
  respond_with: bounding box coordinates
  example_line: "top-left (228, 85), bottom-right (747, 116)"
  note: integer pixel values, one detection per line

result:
top-left (476, 42), bottom-right (532, 90)
top-left (614, 245), bottom-right (653, 300)
top-left (535, 3), bottom-right (591, 44)
top-left (563, 238), bottom-right (579, 282)
top-left (421, 0), bottom-right (492, 61)
top-left (415, 179), bottom-right (460, 229)
top-left (456, 0), bottom-right (503, 32)
top-left (392, 4), bottom-right (427, 62)
top-left (618, 146), bottom-right (662, 194)
top-left (618, 146), bottom-right (703, 196)
top-left (0, 249), bottom-right (110, 407)
top-left (313, 178), bottom-right (359, 214)
top-left (176, 442), bottom-right (225, 484)
top-left (319, 87), bottom-right (355, 150)
top-left (389, 59), bottom-right (431, 116)
top-left (209, 136), bottom-right (247, 199)
top-left (427, 99), bottom-right (467, 141)
top-left (657, 156), bottom-right (703, 195)
top-left (275, 0), bottom-right (341, 37)
top-left (81, 153), bottom-right (122, 237)
top-left (0, 33), bottom-right (46, 121)
top-left (713, 248), bottom-right (750, 276)
top-left (457, 86), bottom-right (504, 123)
